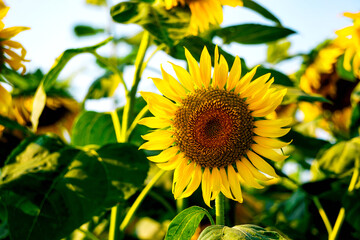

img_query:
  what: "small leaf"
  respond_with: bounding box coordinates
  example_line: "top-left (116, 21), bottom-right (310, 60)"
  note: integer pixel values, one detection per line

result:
top-left (0, 115), bottom-right (33, 136)
top-left (242, 0), bottom-right (281, 25)
top-left (213, 24), bottom-right (296, 45)
top-left (165, 206), bottom-right (214, 240)
top-left (198, 224), bottom-right (286, 240)
top-left (30, 83), bottom-right (46, 132)
top-left (267, 40), bottom-right (291, 65)
top-left (111, 1), bottom-right (190, 46)
top-left (350, 103), bottom-right (360, 138)
top-left (282, 87), bottom-right (331, 105)
top-left (74, 25), bottom-right (105, 37)
top-left (336, 54), bottom-right (356, 82)
top-left (84, 73), bottom-right (121, 100)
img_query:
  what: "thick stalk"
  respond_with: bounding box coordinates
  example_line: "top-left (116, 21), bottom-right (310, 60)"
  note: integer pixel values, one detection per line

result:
top-left (215, 192), bottom-right (225, 225)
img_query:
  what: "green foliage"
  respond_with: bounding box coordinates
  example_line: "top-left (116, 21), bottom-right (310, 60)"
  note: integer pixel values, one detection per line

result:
top-left (165, 206), bottom-right (214, 240)
top-left (0, 115), bottom-right (33, 137)
top-left (0, 135), bottom-right (149, 240)
top-left (111, 1), bottom-right (190, 46)
top-left (212, 24), bottom-right (295, 45)
top-left (74, 25), bottom-right (105, 37)
top-left (242, 0), bottom-right (281, 25)
top-left (282, 87), bottom-right (332, 105)
top-left (198, 224), bottom-right (286, 240)
top-left (267, 40), bottom-right (291, 65)
top-left (316, 138), bottom-right (360, 175)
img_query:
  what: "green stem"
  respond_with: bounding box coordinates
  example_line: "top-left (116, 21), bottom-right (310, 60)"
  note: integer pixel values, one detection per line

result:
top-left (215, 192), bottom-right (225, 225)
top-left (329, 158), bottom-right (359, 240)
top-left (77, 228), bottom-right (100, 240)
top-left (126, 105), bottom-right (148, 138)
top-left (121, 31), bottom-right (151, 142)
top-left (120, 169), bottom-right (166, 231)
top-left (313, 196), bottom-right (332, 235)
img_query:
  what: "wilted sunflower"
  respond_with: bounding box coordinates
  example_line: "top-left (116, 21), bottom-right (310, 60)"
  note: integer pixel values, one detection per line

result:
top-left (139, 46), bottom-right (291, 206)
top-left (0, 1), bottom-right (30, 74)
top-left (164, 0), bottom-right (243, 35)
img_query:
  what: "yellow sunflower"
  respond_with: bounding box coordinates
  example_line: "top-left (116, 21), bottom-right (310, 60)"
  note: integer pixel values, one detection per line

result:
top-left (139, 46), bottom-right (291, 206)
top-left (163, 0), bottom-right (243, 35)
top-left (334, 11), bottom-right (360, 77)
top-left (0, 1), bottom-right (30, 74)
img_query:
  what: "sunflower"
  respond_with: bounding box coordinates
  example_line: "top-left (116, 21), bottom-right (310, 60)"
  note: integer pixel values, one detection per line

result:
top-left (0, 1), bottom-right (30, 74)
top-left (139, 46), bottom-right (291, 206)
top-left (334, 12), bottom-right (360, 77)
top-left (163, 0), bottom-right (243, 35)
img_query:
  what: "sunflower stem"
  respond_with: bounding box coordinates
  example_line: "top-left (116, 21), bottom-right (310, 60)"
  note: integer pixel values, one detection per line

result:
top-left (329, 158), bottom-right (359, 240)
top-left (215, 192), bottom-right (225, 225)
top-left (120, 169), bottom-right (166, 232)
top-left (313, 196), bottom-right (332, 235)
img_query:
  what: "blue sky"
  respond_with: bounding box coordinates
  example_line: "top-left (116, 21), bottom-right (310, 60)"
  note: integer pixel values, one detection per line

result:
top-left (3, 0), bottom-right (360, 107)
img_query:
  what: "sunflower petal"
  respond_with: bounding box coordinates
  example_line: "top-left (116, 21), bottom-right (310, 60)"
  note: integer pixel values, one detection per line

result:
top-left (254, 118), bottom-right (292, 127)
top-left (227, 165), bottom-right (243, 203)
top-left (226, 56), bottom-right (241, 91)
top-left (241, 157), bottom-right (271, 181)
top-left (170, 62), bottom-right (195, 91)
top-left (185, 48), bottom-right (202, 88)
top-left (174, 162), bottom-right (196, 198)
top-left (160, 65), bottom-right (187, 99)
top-left (253, 126), bottom-right (291, 138)
top-left (138, 116), bottom-right (172, 129)
top-left (252, 144), bottom-right (288, 162)
top-left (236, 160), bottom-right (263, 189)
top-left (253, 136), bottom-right (291, 149)
top-left (241, 73), bottom-right (271, 99)
top-left (147, 146), bottom-right (179, 163)
top-left (151, 77), bottom-right (182, 103)
top-left (140, 91), bottom-right (177, 118)
top-left (157, 152), bottom-right (184, 170)
top-left (181, 164), bottom-right (202, 198)
top-left (219, 167), bottom-right (234, 200)
top-left (213, 55), bottom-right (229, 90)
top-left (235, 65), bottom-right (260, 94)
top-left (210, 167), bottom-right (221, 200)
top-left (200, 46), bottom-right (211, 87)
top-left (202, 167), bottom-right (212, 207)
top-left (251, 89), bottom-right (287, 117)
top-left (173, 158), bottom-right (188, 194)
top-left (247, 151), bottom-right (278, 178)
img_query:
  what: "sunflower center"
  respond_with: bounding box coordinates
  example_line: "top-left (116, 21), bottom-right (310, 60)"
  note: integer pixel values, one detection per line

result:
top-left (174, 88), bottom-right (254, 168)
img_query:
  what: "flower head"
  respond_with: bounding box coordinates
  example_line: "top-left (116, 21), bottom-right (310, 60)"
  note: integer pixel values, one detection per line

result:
top-left (164, 0), bottom-right (243, 35)
top-left (139, 46), bottom-right (291, 206)
top-left (0, 1), bottom-right (30, 74)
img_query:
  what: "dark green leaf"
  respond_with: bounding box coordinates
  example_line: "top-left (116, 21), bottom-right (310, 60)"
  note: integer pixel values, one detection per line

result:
top-left (0, 135), bottom-right (149, 240)
top-left (74, 25), bottom-right (105, 37)
top-left (213, 24), bottom-right (295, 45)
top-left (0, 115), bottom-right (33, 136)
top-left (336, 54), bottom-right (356, 82)
top-left (282, 87), bottom-right (331, 105)
top-left (84, 72), bottom-right (120, 100)
top-left (256, 67), bottom-right (294, 87)
top-left (350, 103), bottom-right (360, 138)
top-left (168, 36), bottom-right (248, 73)
top-left (343, 188), bottom-right (360, 231)
top-left (165, 206), bottom-right (213, 240)
top-left (243, 0), bottom-right (281, 25)
top-left (198, 224), bottom-right (286, 240)
top-left (111, 1), bottom-right (190, 46)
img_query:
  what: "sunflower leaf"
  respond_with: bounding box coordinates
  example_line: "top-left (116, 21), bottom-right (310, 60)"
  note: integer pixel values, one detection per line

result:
top-left (281, 87), bottom-right (331, 105)
top-left (198, 224), bottom-right (286, 240)
top-left (0, 115), bottom-right (33, 136)
top-left (165, 206), bottom-right (214, 240)
top-left (110, 1), bottom-right (190, 46)
top-left (243, 0), bottom-right (282, 25)
top-left (73, 25), bottom-right (105, 37)
top-left (0, 135), bottom-right (149, 240)
top-left (212, 24), bottom-right (296, 45)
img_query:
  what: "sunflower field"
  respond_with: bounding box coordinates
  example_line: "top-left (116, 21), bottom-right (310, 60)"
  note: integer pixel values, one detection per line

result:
top-left (0, 0), bottom-right (360, 239)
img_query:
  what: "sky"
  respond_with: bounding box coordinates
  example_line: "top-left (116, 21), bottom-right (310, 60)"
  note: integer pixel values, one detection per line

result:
top-left (3, 0), bottom-right (360, 109)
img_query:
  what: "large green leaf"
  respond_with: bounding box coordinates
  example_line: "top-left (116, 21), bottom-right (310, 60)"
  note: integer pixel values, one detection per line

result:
top-left (165, 206), bottom-right (214, 240)
top-left (212, 24), bottom-right (295, 45)
top-left (198, 224), bottom-right (286, 240)
top-left (111, 1), bottom-right (190, 46)
top-left (242, 0), bottom-right (281, 25)
top-left (0, 135), bottom-right (149, 240)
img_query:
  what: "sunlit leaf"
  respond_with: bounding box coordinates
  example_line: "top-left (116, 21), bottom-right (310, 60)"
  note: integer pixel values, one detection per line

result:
top-left (267, 40), bottom-right (291, 65)
top-left (198, 224), bottom-right (286, 240)
top-left (315, 138), bottom-right (360, 175)
top-left (0, 135), bottom-right (149, 240)
top-left (336, 54), bottom-right (356, 82)
top-left (165, 206), bottom-right (214, 240)
top-left (84, 73), bottom-right (121, 100)
top-left (111, 1), bottom-right (190, 46)
top-left (243, 0), bottom-right (281, 25)
top-left (30, 83), bottom-right (46, 132)
top-left (212, 24), bottom-right (296, 45)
